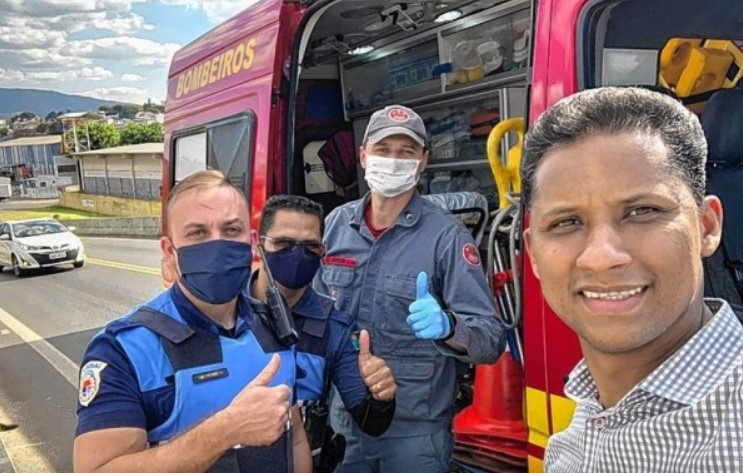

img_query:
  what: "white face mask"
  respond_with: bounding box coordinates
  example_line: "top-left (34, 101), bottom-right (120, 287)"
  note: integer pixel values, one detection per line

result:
top-left (364, 154), bottom-right (421, 198)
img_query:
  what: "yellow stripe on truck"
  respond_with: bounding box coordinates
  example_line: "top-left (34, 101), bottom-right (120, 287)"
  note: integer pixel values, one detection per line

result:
top-left (550, 394), bottom-right (577, 435)
top-left (528, 455), bottom-right (544, 472)
top-left (525, 387), bottom-right (550, 449)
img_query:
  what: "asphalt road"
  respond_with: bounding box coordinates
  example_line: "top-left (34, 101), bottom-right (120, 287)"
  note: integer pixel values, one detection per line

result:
top-left (0, 237), bottom-right (162, 473)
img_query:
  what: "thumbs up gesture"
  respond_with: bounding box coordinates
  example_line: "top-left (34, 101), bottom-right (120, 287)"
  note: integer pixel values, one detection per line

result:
top-left (406, 272), bottom-right (452, 340)
top-left (358, 329), bottom-right (397, 402)
top-left (223, 354), bottom-right (292, 447)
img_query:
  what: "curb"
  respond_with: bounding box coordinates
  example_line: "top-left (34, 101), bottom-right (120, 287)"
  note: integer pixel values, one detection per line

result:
top-left (63, 216), bottom-right (161, 239)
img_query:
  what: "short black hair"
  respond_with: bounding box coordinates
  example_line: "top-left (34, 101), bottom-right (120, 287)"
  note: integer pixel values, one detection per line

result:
top-left (259, 194), bottom-right (324, 236)
top-left (521, 87), bottom-right (707, 208)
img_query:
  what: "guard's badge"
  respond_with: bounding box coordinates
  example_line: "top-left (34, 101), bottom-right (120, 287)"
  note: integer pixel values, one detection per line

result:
top-left (79, 361), bottom-right (108, 407)
top-left (462, 243), bottom-right (481, 267)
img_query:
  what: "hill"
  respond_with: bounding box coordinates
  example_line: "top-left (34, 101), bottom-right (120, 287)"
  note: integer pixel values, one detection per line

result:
top-left (0, 88), bottom-right (123, 118)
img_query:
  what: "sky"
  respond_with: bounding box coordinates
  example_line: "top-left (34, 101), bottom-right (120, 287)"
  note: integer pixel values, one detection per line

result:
top-left (0, 0), bottom-right (261, 104)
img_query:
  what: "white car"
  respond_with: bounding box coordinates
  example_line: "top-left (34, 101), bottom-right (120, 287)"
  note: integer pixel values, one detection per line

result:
top-left (0, 218), bottom-right (86, 277)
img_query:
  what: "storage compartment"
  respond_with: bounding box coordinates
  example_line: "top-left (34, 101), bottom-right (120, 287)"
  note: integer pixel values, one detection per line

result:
top-left (342, 39), bottom-right (441, 115)
top-left (339, 0), bottom-right (530, 118)
top-left (294, 0), bottom-right (531, 216)
top-left (440, 3), bottom-right (530, 93)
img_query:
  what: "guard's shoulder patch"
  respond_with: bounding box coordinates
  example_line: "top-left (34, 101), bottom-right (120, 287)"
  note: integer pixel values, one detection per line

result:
top-left (462, 242), bottom-right (482, 267)
top-left (79, 360), bottom-right (108, 407)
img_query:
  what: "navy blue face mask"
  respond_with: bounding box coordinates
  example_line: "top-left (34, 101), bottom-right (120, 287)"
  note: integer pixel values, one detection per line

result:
top-left (174, 239), bottom-right (253, 304)
top-left (262, 245), bottom-right (322, 290)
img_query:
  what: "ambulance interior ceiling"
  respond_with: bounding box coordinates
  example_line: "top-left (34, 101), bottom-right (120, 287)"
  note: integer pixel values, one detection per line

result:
top-left (304, 0), bottom-right (503, 67)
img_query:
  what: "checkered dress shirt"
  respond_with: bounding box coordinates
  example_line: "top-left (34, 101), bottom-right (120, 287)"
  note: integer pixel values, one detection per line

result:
top-left (544, 299), bottom-right (743, 472)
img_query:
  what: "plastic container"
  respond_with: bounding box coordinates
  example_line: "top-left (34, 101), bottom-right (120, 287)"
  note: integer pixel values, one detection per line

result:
top-left (659, 38), bottom-right (702, 87)
top-left (703, 39), bottom-right (743, 87)
top-left (477, 40), bottom-right (503, 74)
top-left (676, 46), bottom-right (734, 98)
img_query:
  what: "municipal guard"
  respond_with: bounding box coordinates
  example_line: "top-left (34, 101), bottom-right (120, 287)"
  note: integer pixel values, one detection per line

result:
top-left (249, 195), bottom-right (397, 471)
top-left (316, 105), bottom-right (506, 472)
top-left (74, 170), bottom-right (302, 473)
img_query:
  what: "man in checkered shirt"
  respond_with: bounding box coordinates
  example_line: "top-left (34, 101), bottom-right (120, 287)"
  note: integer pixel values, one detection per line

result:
top-left (521, 87), bottom-right (742, 472)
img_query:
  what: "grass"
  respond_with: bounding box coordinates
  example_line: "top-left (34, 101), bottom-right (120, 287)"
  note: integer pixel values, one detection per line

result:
top-left (0, 205), bottom-right (105, 221)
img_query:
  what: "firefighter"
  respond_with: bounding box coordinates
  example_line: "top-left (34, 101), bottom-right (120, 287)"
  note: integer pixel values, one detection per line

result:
top-left (522, 87), bottom-right (743, 472)
top-left (74, 170), bottom-right (301, 473)
top-left (249, 194), bottom-right (397, 472)
top-left (316, 105), bottom-right (506, 472)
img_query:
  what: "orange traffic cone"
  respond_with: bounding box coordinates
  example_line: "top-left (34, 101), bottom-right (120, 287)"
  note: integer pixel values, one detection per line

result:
top-left (453, 348), bottom-right (528, 472)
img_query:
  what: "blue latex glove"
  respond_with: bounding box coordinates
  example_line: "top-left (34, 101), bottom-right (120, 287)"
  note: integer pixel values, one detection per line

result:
top-left (407, 272), bottom-right (451, 340)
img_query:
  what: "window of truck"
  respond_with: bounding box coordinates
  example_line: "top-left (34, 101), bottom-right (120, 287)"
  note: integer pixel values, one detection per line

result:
top-left (171, 112), bottom-right (255, 199)
top-left (573, 0), bottom-right (743, 365)
top-left (579, 0), bottom-right (743, 97)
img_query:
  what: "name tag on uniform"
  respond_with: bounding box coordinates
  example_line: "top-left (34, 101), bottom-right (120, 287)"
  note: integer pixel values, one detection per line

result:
top-left (323, 256), bottom-right (357, 268)
top-left (192, 368), bottom-right (229, 384)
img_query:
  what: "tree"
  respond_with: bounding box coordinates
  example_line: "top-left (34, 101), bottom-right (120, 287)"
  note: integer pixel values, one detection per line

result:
top-left (142, 99), bottom-right (164, 114)
top-left (36, 123), bottom-right (48, 134)
top-left (112, 103), bottom-right (142, 119)
top-left (11, 111), bottom-right (36, 123)
top-left (64, 121), bottom-right (120, 151)
top-left (87, 122), bottom-right (120, 149)
top-left (98, 105), bottom-right (112, 114)
top-left (0, 127), bottom-right (8, 138)
top-left (120, 122), bottom-right (164, 145)
top-left (45, 111), bottom-right (63, 121)
top-left (47, 121), bottom-right (63, 135)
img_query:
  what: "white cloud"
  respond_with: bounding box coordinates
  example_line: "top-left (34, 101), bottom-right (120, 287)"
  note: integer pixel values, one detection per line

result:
top-left (1, 49), bottom-right (92, 69)
top-left (78, 67), bottom-right (116, 81)
top-left (67, 36), bottom-right (181, 68)
top-left (0, 66), bottom-right (113, 83)
top-left (0, 0), bottom-right (142, 17)
top-left (0, 25), bottom-right (66, 49)
top-left (0, 68), bottom-right (25, 83)
top-left (92, 13), bottom-right (155, 35)
top-left (158, 0), bottom-right (258, 24)
top-left (82, 86), bottom-right (150, 104)
top-left (0, 0), bottom-right (183, 101)
top-left (24, 71), bottom-right (75, 82)
top-left (122, 73), bottom-right (145, 82)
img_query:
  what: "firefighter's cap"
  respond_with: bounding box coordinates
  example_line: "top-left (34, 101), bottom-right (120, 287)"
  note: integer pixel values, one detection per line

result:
top-left (363, 105), bottom-right (427, 147)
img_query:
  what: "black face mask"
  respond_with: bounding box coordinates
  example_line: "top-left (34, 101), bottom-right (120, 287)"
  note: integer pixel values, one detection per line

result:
top-left (175, 239), bottom-right (253, 304)
top-left (262, 245), bottom-right (321, 290)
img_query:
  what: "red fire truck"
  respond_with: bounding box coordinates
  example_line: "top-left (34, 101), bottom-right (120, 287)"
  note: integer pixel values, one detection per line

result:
top-left (163, 1), bottom-right (743, 470)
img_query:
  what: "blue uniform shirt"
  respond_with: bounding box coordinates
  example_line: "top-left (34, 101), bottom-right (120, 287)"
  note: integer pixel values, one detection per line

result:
top-left (292, 284), bottom-right (368, 410)
top-left (76, 284), bottom-right (265, 436)
top-left (248, 270), bottom-right (368, 411)
top-left (316, 192), bottom-right (506, 437)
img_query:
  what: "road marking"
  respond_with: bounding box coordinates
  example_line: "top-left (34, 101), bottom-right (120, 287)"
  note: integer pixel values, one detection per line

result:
top-left (0, 306), bottom-right (79, 388)
top-left (0, 402), bottom-right (21, 473)
top-left (0, 307), bottom-right (78, 473)
top-left (0, 330), bottom-right (9, 336)
top-left (87, 258), bottom-right (160, 276)
top-left (0, 406), bottom-right (54, 473)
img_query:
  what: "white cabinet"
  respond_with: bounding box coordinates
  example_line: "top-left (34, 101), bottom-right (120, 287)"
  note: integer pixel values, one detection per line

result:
top-left (340, 0), bottom-right (530, 120)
